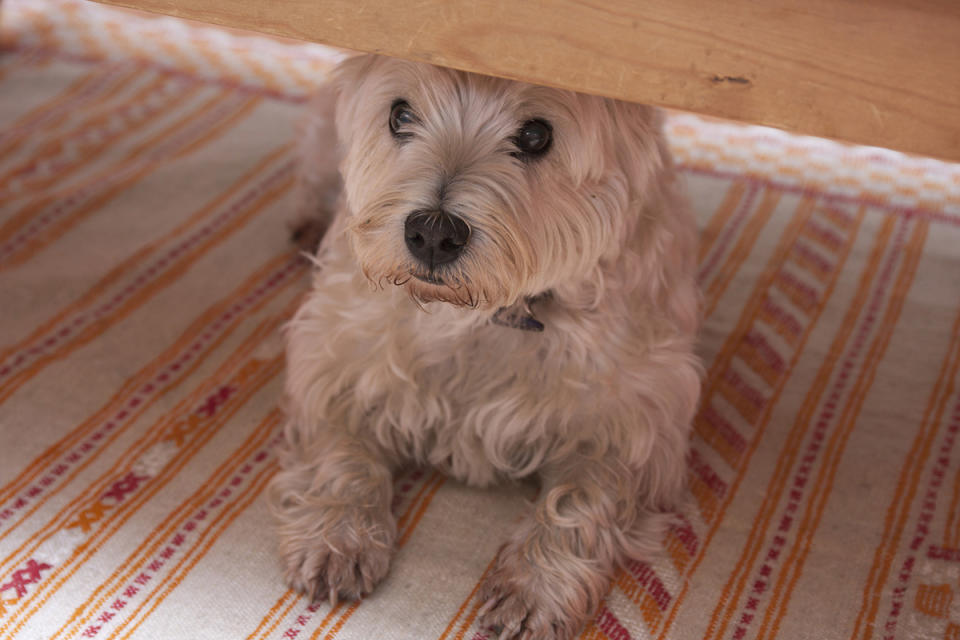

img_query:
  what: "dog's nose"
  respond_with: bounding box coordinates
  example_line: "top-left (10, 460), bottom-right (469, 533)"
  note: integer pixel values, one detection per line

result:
top-left (404, 210), bottom-right (470, 267)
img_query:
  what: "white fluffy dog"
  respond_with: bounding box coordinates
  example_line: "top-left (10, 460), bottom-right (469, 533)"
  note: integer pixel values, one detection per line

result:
top-left (269, 54), bottom-right (701, 640)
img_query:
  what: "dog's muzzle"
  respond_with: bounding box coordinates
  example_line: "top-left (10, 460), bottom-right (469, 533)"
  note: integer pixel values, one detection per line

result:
top-left (404, 210), bottom-right (470, 268)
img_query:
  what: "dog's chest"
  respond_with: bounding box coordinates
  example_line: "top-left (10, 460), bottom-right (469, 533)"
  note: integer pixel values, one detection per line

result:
top-left (340, 296), bottom-right (600, 486)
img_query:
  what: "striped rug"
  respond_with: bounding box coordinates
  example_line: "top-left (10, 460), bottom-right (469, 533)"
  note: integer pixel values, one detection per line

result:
top-left (2, 2), bottom-right (959, 639)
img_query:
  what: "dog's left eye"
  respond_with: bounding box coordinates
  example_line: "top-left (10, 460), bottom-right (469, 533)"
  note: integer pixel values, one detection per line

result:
top-left (513, 119), bottom-right (553, 158)
top-left (389, 100), bottom-right (418, 139)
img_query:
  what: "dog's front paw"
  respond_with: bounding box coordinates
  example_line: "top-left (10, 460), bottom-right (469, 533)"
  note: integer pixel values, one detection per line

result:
top-left (279, 505), bottom-right (395, 604)
top-left (477, 542), bottom-right (607, 640)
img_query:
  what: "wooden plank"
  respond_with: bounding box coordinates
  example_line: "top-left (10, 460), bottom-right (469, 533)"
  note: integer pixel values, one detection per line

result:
top-left (91, 0), bottom-right (960, 162)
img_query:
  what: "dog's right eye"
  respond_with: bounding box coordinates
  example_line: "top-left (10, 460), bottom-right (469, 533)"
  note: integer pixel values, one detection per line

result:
top-left (389, 100), bottom-right (417, 140)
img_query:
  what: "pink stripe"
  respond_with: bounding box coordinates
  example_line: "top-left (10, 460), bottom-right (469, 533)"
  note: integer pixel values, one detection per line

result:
top-left (790, 240), bottom-right (833, 280)
top-left (0, 158), bottom-right (294, 385)
top-left (671, 514), bottom-right (699, 557)
top-left (688, 449), bottom-right (728, 498)
top-left (698, 404), bottom-right (747, 455)
top-left (759, 297), bottom-right (804, 343)
top-left (730, 218), bottom-right (909, 638)
top-left (802, 219), bottom-right (845, 253)
top-left (78, 439), bottom-right (280, 638)
top-left (774, 270), bottom-right (820, 312)
top-left (0, 62), bottom-right (134, 146)
top-left (743, 330), bottom-right (787, 377)
top-left (721, 368), bottom-right (767, 415)
top-left (1, 74), bottom-right (196, 192)
top-left (0, 93), bottom-right (254, 264)
top-left (5, 44), bottom-right (312, 105)
top-left (0, 255), bottom-right (302, 525)
top-left (881, 399), bottom-right (960, 639)
top-left (594, 604), bottom-right (634, 640)
top-left (626, 560), bottom-right (672, 611)
top-left (679, 165), bottom-right (960, 226)
top-left (927, 545), bottom-right (960, 562)
top-left (697, 182), bottom-right (759, 284)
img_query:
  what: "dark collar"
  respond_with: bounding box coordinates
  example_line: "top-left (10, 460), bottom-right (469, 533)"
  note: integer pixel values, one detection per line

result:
top-left (491, 291), bottom-right (552, 332)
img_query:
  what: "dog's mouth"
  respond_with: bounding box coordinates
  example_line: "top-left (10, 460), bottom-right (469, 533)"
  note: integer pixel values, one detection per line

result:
top-left (411, 271), bottom-right (445, 286)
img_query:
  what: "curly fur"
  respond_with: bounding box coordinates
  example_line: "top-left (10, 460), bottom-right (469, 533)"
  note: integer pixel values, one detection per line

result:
top-left (268, 54), bottom-right (702, 640)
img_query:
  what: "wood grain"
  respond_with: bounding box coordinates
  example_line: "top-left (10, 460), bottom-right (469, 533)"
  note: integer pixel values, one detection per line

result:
top-left (91, 0), bottom-right (960, 162)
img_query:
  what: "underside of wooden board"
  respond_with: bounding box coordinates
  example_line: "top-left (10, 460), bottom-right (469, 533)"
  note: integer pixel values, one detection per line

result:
top-left (91, 0), bottom-right (960, 162)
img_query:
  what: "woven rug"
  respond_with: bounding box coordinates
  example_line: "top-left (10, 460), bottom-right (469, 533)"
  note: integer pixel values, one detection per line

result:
top-left (2, 2), bottom-right (960, 639)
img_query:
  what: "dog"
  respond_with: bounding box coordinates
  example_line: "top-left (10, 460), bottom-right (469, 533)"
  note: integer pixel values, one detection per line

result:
top-left (268, 54), bottom-right (702, 640)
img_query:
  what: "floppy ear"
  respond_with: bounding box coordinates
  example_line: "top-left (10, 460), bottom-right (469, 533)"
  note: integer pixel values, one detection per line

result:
top-left (607, 100), bottom-right (700, 334)
top-left (604, 99), bottom-right (667, 201)
top-left (331, 54), bottom-right (381, 150)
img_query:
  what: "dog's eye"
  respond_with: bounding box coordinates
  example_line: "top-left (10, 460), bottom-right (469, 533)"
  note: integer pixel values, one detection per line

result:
top-left (389, 100), bottom-right (417, 139)
top-left (513, 119), bottom-right (552, 158)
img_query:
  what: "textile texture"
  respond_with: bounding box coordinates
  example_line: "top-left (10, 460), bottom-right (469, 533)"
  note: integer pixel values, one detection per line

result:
top-left (2, 2), bottom-right (960, 639)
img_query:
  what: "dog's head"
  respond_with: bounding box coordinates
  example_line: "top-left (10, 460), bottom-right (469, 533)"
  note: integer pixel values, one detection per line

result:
top-left (332, 55), bottom-right (668, 310)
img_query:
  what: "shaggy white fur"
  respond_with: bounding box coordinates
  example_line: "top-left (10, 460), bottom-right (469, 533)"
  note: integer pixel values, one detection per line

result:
top-left (269, 54), bottom-right (702, 640)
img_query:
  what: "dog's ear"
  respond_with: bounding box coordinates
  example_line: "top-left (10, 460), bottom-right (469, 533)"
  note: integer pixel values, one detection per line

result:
top-left (331, 54), bottom-right (381, 148)
top-left (603, 100), bottom-right (667, 200)
top-left (605, 100), bottom-right (700, 333)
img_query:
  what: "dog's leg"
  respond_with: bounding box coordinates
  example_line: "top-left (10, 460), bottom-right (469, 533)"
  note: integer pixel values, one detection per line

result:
top-left (268, 429), bottom-right (396, 603)
top-left (478, 455), bottom-right (670, 640)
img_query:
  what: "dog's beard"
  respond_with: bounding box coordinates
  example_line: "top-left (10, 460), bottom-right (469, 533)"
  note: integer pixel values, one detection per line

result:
top-left (347, 203), bottom-right (534, 309)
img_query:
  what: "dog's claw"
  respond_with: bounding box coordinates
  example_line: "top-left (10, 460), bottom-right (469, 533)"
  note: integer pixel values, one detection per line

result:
top-left (477, 596), bottom-right (499, 620)
top-left (329, 585), bottom-right (339, 608)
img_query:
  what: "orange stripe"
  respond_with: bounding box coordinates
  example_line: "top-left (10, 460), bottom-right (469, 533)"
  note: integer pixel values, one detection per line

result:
top-left (703, 189), bottom-right (784, 317)
top-left (757, 219), bottom-right (928, 640)
top-left (396, 471), bottom-right (444, 532)
top-left (307, 604), bottom-right (347, 640)
top-left (945, 467), bottom-right (960, 547)
top-left (0, 86), bottom-right (235, 249)
top-left (435, 555), bottom-right (499, 640)
top-left (698, 180), bottom-right (748, 264)
top-left (699, 209), bottom-right (888, 640)
top-left (1, 357), bottom-right (285, 636)
top-left (51, 408), bottom-right (282, 639)
top-left (0, 70), bottom-right (173, 193)
top-left (655, 205), bottom-right (867, 640)
top-left (0, 74), bottom-right (202, 197)
top-left (0, 65), bottom-right (131, 160)
top-left (0, 148), bottom-right (292, 405)
top-left (0, 306), bottom-right (292, 580)
top-left (433, 484), bottom-right (546, 640)
top-left (688, 473), bottom-right (721, 522)
top-left (0, 250), bottom-right (301, 535)
top-left (323, 475), bottom-right (447, 640)
top-left (0, 351), bottom-right (282, 585)
top-left (841, 253), bottom-right (960, 640)
top-left (0, 143), bottom-right (291, 505)
top-left (701, 198), bottom-right (814, 386)
top-left (737, 335), bottom-right (782, 389)
top-left (250, 594), bottom-right (316, 640)
top-left (614, 571), bottom-right (664, 629)
top-left (665, 528), bottom-right (692, 574)
top-left (245, 590), bottom-right (299, 640)
top-left (397, 475), bottom-right (446, 547)
top-left (0, 142), bottom-right (290, 399)
top-left (692, 420), bottom-right (742, 470)
top-left (0, 93), bottom-right (260, 270)
top-left (248, 470), bottom-right (446, 639)
top-left (115, 461), bottom-right (281, 640)
top-left (111, 451), bottom-right (284, 640)
top-left (322, 602), bottom-right (361, 640)
top-left (0, 67), bottom-right (181, 246)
